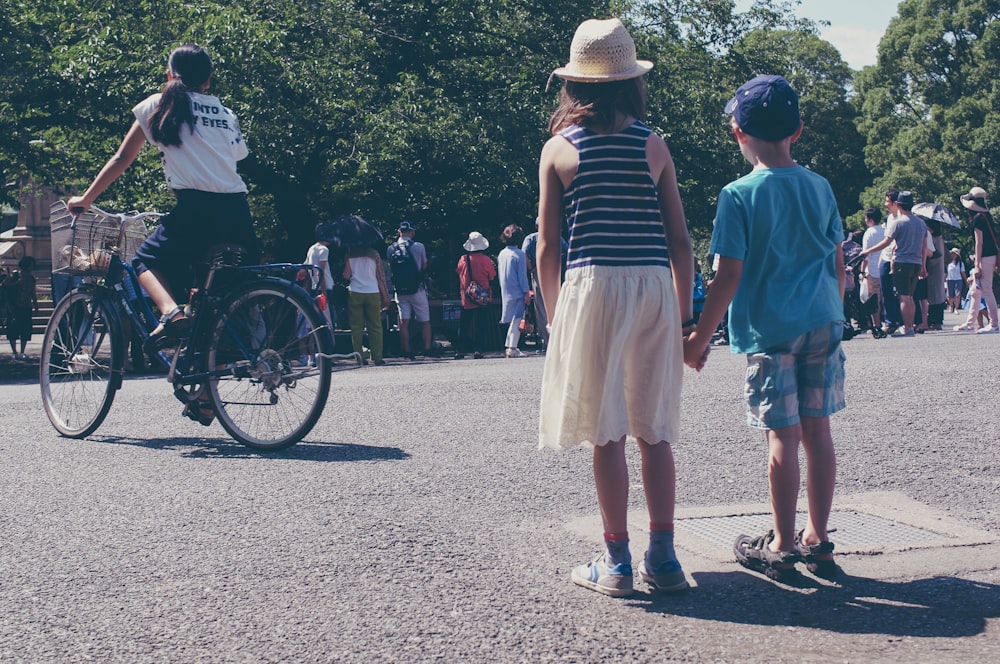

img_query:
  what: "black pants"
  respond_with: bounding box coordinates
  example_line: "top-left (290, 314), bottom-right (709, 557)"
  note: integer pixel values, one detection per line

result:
top-left (459, 306), bottom-right (492, 353)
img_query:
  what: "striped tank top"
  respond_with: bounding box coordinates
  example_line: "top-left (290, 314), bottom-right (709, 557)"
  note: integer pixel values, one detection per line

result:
top-left (559, 121), bottom-right (670, 270)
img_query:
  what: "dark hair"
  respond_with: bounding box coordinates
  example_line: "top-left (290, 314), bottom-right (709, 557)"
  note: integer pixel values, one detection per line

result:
top-left (149, 44), bottom-right (213, 147)
top-left (548, 78), bottom-right (647, 135)
top-left (864, 207), bottom-right (881, 223)
top-left (885, 189), bottom-right (899, 203)
top-left (501, 224), bottom-right (524, 247)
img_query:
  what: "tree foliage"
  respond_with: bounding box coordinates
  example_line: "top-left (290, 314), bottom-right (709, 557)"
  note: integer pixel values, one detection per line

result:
top-left (855, 0), bottom-right (1000, 220)
top-left (2, 0), bottom-right (868, 275)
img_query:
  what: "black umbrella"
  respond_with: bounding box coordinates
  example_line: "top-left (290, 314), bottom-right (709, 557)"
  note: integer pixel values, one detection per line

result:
top-left (912, 202), bottom-right (961, 228)
top-left (315, 214), bottom-right (384, 249)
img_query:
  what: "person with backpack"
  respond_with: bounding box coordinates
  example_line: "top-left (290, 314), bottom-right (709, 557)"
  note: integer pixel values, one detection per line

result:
top-left (386, 221), bottom-right (431, 359)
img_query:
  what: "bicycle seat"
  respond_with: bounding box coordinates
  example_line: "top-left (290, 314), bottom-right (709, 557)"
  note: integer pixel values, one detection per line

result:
top-left (205, 243), bottom-right (248, 268)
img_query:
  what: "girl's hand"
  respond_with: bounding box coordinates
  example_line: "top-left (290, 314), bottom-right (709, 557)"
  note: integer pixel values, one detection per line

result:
top-left (67, 196), bottom-right (90, 214)
top-left (683, 331), bottom-right (710, 372)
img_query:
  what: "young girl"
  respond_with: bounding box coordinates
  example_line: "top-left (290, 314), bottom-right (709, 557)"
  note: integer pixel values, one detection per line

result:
top-left (537, 18), bottom-right (695, 597)
top-left (68, 44), bottom-right (259, 349)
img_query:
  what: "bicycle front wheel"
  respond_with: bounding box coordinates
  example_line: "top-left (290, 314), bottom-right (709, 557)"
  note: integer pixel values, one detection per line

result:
top-left (40, 289), bottom-right (125, 438)
top-left (207, 281), bottom-right (333, 451)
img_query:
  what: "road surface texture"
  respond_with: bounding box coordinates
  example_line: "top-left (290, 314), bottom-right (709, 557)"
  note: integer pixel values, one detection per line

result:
top-left (1, 311), bottom-right (998, 662)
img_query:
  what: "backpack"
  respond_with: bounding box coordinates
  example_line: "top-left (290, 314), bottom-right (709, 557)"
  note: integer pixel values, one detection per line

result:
top-left (388, 239), bottom-right (422, 295)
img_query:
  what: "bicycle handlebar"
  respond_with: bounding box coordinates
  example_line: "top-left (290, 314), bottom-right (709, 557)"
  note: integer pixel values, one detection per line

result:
top-left (71, 203), bottom-right (163, 224)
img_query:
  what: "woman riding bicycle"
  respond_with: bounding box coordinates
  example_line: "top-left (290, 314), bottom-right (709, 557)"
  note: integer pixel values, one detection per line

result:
top-left (68, 43), bottom-right (260, 349)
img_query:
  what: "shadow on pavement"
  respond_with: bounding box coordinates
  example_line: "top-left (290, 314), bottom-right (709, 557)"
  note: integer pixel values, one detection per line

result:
top-left (632, 570), bottom-right (999, 638)
top-left (87, 434), bottom-right (410, 462)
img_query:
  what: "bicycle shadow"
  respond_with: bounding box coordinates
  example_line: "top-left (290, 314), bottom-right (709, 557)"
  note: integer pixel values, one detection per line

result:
top-left (632, 570), bottom-right (999, 638)
top-left (90, 435), bottom-right (410, 462)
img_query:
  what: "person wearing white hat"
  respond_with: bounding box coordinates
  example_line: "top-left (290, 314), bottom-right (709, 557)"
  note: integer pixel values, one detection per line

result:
top-left (537, 18), bottom-right (695, 597)
top-left (454, 232), bottom-right (496, 359)
top-left (956, 186), bottom-right (999, 332)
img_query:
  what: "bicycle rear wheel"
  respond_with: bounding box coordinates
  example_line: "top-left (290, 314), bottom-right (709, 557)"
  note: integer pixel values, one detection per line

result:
top-left (206, 280), bottom-right (333, 450)
top-left (40, 289), bottom-right (125, 438)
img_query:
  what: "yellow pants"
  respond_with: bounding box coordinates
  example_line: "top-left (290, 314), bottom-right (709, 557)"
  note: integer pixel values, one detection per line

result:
top-left (348, 291), bottom-right (383, 362)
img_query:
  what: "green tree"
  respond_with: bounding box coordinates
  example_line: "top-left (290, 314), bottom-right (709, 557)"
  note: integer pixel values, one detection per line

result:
top-left (3, 0), bottom-right (873, 276)
top-left (625, 1), bottom-right (848, 245)
top-left (855, 0), bottom-right (1000, 216)
top-left (731, 29), bottom-right (870, 223)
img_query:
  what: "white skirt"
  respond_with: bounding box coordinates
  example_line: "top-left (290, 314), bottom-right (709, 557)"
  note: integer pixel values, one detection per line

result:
top-left (538, 265), bottom-right (683, 450)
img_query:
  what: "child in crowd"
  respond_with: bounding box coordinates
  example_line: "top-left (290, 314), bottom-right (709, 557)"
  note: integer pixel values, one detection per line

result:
top-left (537, 18), bottom-right (695, 596)
top-left (684, 75), bottom-right (845, 581)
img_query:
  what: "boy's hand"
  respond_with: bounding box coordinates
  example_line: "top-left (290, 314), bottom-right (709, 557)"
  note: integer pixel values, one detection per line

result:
top-left (683, 331), bottom-right (710, 372)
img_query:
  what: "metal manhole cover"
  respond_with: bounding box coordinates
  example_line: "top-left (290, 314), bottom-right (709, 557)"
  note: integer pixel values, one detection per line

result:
top-left (677, 510), bottom-right (943, 553)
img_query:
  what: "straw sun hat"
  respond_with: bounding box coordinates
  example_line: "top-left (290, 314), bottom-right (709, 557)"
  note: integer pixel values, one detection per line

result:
top-left (550, 18), bottom-right (652, 84)
top-left (961, 186), bottom-right (990, 213)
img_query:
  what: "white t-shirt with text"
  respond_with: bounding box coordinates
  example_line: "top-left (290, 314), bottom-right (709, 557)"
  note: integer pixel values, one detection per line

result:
top-left (133, 91), bottom-right (248, 194)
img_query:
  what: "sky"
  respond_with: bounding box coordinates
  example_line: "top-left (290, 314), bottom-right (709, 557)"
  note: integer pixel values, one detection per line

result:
top-left (735, 0), bottom-right (902, 70)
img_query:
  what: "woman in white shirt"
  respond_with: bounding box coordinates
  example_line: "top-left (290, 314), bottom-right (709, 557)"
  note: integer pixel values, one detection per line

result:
top-left (343, 242), bottom-right (391, 365)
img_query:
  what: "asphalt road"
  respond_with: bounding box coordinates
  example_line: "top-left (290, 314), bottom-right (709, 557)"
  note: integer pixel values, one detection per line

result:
top-left (1, 311), bottom-right (998, 662)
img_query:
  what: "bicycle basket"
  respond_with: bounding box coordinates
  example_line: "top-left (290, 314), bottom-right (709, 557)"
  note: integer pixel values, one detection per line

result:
top-left (49, 201), bottom-right (149, 276)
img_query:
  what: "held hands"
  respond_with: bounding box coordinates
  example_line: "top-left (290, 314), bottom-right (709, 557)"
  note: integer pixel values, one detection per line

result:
top-left (682, 329), bottom-right (710, 372)
top-left (681, 318), bottom-right (710, 372)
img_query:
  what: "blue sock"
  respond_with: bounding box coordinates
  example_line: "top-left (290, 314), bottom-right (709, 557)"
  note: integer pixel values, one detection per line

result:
top-left (647, 529), bottom-right (677, 569)
top-left (603, 535), bottom-right (631, 568)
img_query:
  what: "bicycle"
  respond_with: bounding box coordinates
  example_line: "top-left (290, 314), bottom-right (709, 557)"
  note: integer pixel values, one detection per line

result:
top-left (40, 201), bottom-right (359, 451)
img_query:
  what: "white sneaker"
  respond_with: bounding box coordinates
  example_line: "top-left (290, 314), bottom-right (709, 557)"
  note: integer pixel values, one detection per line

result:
top-left (954, 323), bottom-right (977, 331)
top-left (976, 326), bottom-right (999, 334)
top-left (504, 348), bottom-right (526, 358)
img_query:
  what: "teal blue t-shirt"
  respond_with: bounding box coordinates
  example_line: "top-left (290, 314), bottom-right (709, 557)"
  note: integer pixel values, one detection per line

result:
top-left (709, 165), bottom-right (844, 354)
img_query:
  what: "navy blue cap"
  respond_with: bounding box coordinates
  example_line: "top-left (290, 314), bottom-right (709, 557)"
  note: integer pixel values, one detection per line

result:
top-left (725, 75), bottom-right (801, 141)
top-left (896, 191), bottom-right (914, 207)
top-left (399, 221), bottom-right (416, 231)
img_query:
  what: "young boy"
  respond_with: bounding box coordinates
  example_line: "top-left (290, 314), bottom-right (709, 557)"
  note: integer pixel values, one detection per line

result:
top-left (683, 75), bottom-right (845, 581)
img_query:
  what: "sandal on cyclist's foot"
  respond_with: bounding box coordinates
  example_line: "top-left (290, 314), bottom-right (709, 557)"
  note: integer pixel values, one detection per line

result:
top-left (794, 530), bottom-right (841, 580)
top-left (144, 308), bottom-right (193, 353)
top-left (182, 400), bottom-right (216, 426)
top-left (734, 530), bottom-right (800, 582)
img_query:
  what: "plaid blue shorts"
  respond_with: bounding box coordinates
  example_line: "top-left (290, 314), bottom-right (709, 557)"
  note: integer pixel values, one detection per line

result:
top-left (744, 321), bottom-right (846, 430)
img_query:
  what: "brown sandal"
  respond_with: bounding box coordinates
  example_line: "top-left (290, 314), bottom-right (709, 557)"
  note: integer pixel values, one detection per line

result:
top-left (794, 530), bottom-right (840, 580)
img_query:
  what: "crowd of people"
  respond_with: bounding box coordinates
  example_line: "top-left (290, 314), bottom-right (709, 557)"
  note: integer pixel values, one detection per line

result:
top-left (300, 219), bottom-right (565, 364)
top-left (844, 187), bottom-right (998, 338)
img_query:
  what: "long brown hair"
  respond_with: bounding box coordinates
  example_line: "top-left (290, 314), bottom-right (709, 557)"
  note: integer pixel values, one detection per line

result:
top-left (547, 78), bottom-right (647, 135)
top-left (149, 44), bottom-right (213, 147)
